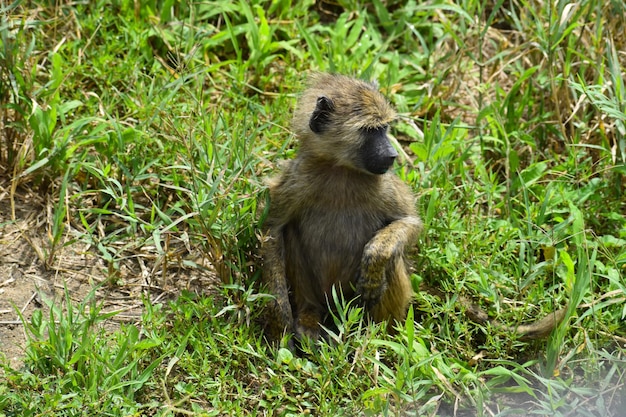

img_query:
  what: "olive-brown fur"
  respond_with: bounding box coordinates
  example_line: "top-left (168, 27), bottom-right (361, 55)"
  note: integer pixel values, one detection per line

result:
top-left (262, 73), bottom-right (422, 341)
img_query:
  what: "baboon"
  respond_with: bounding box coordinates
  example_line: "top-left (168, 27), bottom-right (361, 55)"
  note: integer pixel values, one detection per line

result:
top-left (262, 73), bottom-right (422, 341)
top-left (261, 73), bottom-right (565, 343)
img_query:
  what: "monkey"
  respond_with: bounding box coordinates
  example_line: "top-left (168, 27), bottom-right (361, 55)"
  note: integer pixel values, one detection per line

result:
top-left (260, 73), bottom-right (565, 344)
top-left (261, 73), bottom-right (422, 342)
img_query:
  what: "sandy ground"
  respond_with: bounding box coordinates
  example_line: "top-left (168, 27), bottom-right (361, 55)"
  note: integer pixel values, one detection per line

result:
top-left (0, 182), bottom-right (219, 369)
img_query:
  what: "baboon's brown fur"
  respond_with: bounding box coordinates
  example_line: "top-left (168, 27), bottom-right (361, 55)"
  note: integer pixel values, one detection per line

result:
top-left (262, 73), bottom-right (422, 341)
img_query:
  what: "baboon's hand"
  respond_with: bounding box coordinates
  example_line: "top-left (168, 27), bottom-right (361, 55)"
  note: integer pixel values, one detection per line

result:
top-left (357, 239), bottom-right (395, 307)
top-left (357, 270), bottom-right (387, 308)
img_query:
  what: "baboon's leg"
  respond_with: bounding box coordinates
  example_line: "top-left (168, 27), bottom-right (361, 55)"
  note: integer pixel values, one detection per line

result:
top-left (295, 308), bottom-right (323, 340)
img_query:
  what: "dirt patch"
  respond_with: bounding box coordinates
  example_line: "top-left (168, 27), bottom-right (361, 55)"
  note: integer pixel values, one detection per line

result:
top-left (0, 179), bottom-right (220, 369)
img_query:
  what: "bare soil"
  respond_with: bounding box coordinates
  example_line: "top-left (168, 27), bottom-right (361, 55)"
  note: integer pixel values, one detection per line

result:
top-left (0, 179), bottom-right (220, 369)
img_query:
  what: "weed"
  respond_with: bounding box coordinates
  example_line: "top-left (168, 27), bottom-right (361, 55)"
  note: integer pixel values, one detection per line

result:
top-left (2, 288), bottom-right (162, 415)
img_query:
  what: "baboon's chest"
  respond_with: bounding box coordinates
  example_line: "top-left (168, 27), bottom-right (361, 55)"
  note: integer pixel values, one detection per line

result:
top-left (285, 205), bottom-right (385, 293)
top-left (307, 208), bottom-right (376, 246)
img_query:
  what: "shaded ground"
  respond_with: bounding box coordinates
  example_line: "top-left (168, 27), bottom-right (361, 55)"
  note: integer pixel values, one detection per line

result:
top-left (0, 179), bottom-right (220, 369)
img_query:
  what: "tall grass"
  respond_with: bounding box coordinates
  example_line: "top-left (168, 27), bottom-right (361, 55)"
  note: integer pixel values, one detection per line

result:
top-left (1, 0), bottom-right (624, 415)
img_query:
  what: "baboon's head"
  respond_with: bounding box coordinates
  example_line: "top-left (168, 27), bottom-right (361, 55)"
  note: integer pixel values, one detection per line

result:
top-left (293, 73), bottom-right (398, 175)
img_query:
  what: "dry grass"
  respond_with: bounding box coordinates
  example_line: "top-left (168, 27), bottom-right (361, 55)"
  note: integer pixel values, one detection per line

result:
top-left (0, 179), bottom-right (221, 367)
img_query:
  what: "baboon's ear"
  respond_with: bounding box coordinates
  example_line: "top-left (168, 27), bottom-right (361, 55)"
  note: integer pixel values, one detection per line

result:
top-left (309, 96), bottom-right (335, 133)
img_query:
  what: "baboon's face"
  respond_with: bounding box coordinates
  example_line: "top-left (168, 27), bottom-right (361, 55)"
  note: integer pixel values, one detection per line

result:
top-left (358, 125), bottom-right (398, 174)
top-left (308, 95), bottom-right (397, 175)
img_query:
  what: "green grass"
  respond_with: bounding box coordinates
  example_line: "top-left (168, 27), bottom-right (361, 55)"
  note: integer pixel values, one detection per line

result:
top-left (1, 0), bottom-right (625, 415)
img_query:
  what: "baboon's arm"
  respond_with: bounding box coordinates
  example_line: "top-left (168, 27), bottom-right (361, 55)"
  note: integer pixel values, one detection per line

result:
top-left (262, 227), bottom-right (294, 338)
top-left (358, 215), bottom-right (422, 307)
